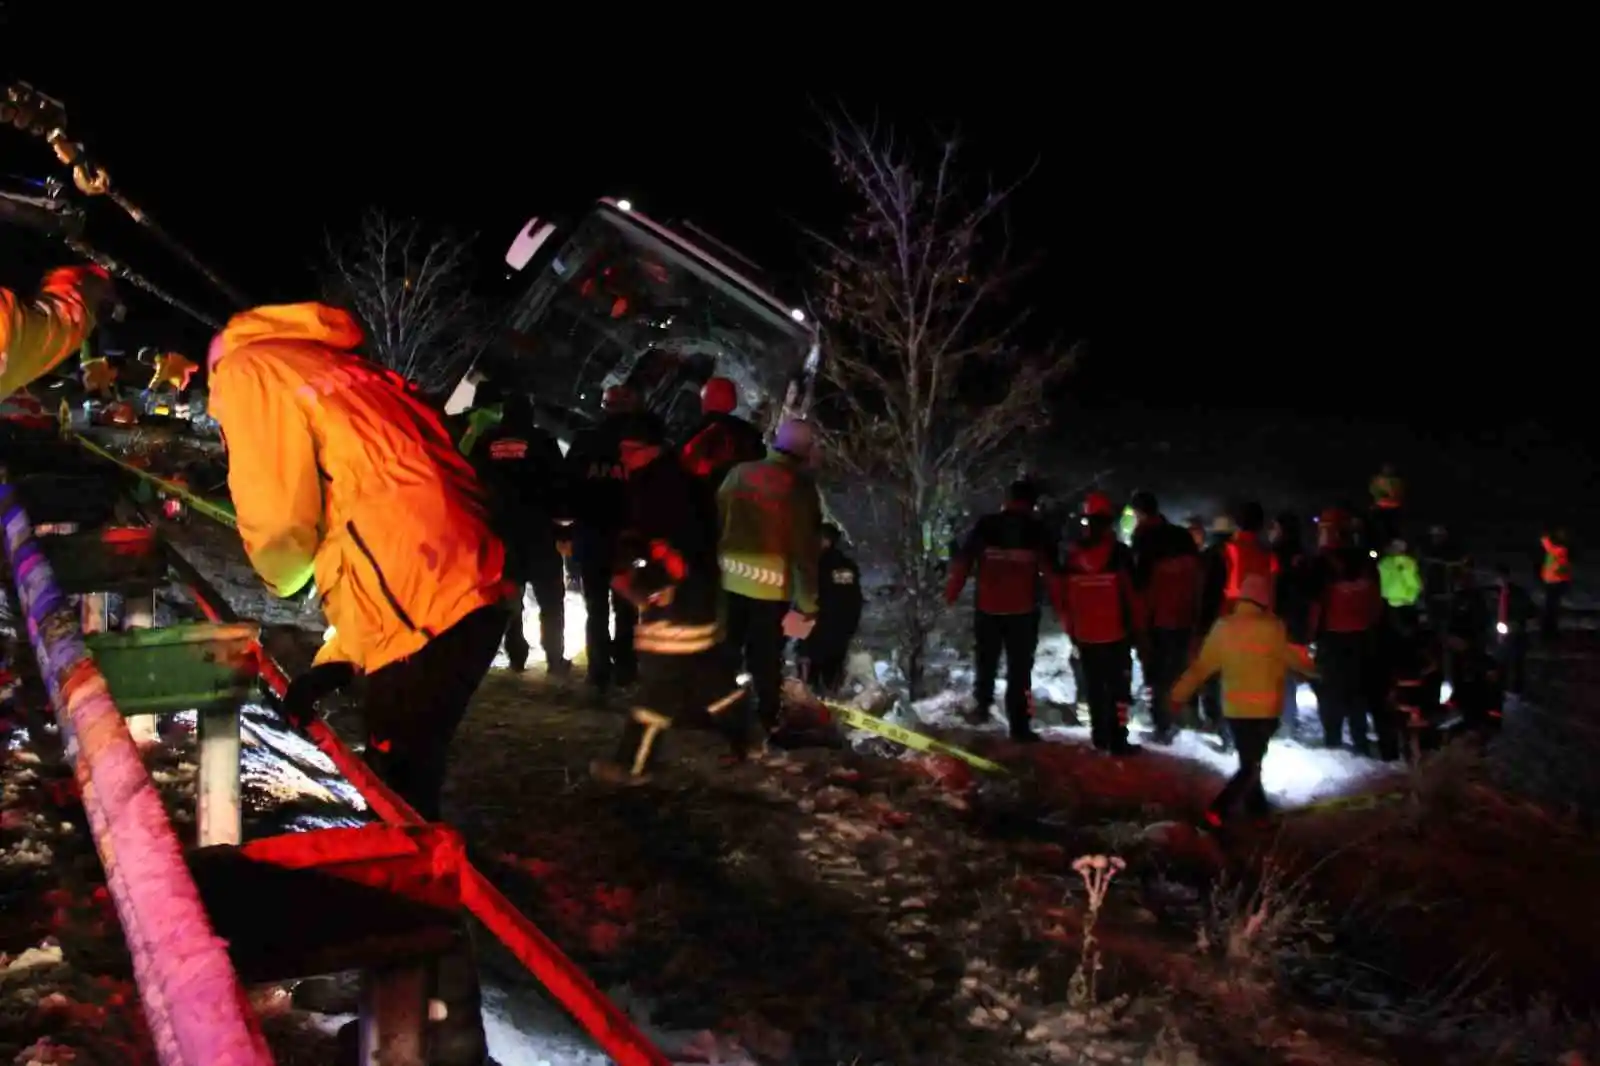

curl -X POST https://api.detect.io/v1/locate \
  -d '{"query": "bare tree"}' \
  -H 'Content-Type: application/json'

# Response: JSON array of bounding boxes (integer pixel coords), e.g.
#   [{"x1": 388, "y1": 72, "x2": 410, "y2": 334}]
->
[
  {"x1": 810, "y1": 114, "x2": 1076, "y2": 700},
  {"x1": 323, "y1": 209, "x2": 487, "y2": 396}
]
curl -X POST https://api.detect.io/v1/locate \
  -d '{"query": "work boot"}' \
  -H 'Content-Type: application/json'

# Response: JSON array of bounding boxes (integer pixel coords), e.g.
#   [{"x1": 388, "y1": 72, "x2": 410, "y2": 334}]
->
[
  {"x1": 963, "y1": 701, "x2": 993, "y2": 726},
  {"x1": 1107, "y1": 739, "x2": 1143, "y2": 757},
  {"x1": 546, "y1": 657, "x2": 572, "y2": 679}
]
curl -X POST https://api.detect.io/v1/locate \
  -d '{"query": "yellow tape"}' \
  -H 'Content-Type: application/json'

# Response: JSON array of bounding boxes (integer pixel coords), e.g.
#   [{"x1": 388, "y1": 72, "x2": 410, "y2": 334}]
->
[
  {"x1": 819, "y1": 699, "x2": 1009, "y2": 775},
  {"x1": 70, "y1": 432, "x2": 239, "y2": 529}
]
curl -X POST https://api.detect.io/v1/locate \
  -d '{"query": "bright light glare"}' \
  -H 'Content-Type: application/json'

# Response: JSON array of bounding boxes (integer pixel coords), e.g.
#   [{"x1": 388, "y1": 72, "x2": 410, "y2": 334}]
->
[
  {"x1": 1496, "y1": 621, "x2": 1509, "y2": 635},
  {"x1": 789, "y1": 308, "x2": 806, "y2": 323},
  {"x1": 492, "y1": 590, "x2": 591, "y2": 671},
  {"x1": 615, "y1": 199, "x2": 633, "y2": 212},
  {"x1": 1440, "y1": 680, "x2": 1453, "y2": 704},
  {"x1": 1369, "y1": 550, "x2": 1379, "y2": 559}
]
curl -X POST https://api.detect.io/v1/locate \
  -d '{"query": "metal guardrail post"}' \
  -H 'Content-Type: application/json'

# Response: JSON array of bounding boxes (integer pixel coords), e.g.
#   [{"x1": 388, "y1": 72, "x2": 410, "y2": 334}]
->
[{"x1": 0, "y1": 480, "x2": 274, "y2": 1066}]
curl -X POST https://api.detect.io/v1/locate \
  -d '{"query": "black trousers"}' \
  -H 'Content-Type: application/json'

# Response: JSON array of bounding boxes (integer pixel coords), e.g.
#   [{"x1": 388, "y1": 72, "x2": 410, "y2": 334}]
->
[
  {"x1": 580, "y1": 552, "x2": 637, "y2": 689},
  {"x1": 1211, "y1": 717, "x2": 1277, "y2": 819},
  {"x1": 361, "y1": 604, "x2": 507, "y2": 822},
  {"x1": 1316, "y1": 631, "x2": 1372, "y2": 753},
  {"x1": 796, "y1": 617, "x2": 851, "y2": 694},
  {"x1": 1079, "y1": 640, "x2": 1131, "y2": 748},
  {"x1": 1144, "y1": 627, "x2": 1191, "y2": 733},
  {"x1": 724, "y1": 593, "x2": 789, "y2": 732},
  {"x1": 974, "y1": 610, "x2": 1040, "y2": 734},
  {"x1": 504, "y1": 548, "x2": 566, "y2": 670},
  {"x1": 611, "y1": 650, "x2": 748, "y2": 774},
  {"x1": 1543, "y1": 582, "x2": 1567, "y2": 645}
]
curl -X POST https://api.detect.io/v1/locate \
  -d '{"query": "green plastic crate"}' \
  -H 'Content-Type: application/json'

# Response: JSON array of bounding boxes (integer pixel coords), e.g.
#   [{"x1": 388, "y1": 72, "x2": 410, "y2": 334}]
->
[{"x1": 85, "y1": 622, "x2": 261, "y2": 716}]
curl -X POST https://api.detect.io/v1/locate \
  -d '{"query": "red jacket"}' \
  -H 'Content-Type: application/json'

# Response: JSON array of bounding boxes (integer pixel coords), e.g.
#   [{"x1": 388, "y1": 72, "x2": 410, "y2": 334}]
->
[
  {"x1": 1131, "y1": 516, "x2": 1200, "y2": 630},
  {"x1": 1060, "y1": 535, "x2": 1142, "y2": 645},
  {"x1": 946, "y1": 504, "x2": 1063, "y2": 617},
  {"x1": 1223, "y1": 532, "x2": 1279, "y2": 613},
  {"x1": 1309, "y1": 547, "x2": 1381, "y2": 635}
]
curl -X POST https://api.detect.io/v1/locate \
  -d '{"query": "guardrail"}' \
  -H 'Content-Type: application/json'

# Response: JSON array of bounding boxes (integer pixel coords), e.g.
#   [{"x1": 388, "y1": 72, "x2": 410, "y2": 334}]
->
[{"x1": 0, "y1": 480, "x2": 273, "y2": 1066}]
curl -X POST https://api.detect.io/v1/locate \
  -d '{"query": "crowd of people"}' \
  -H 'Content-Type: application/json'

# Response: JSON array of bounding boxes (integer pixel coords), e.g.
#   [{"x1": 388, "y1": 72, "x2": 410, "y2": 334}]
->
[
  {"x1": 0, "y1": 266, "x2": 1580, "y2": 1063},
  {"x1": 945, "y1": 469, "x2": 1574, "y2": 828}
]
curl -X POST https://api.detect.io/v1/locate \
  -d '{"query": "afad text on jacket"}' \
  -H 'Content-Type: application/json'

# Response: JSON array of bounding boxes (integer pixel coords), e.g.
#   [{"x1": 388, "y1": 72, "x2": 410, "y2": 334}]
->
[
  {"x1": 946, "y1": 503, "x2": 1063, "y2": 617},
  {"x1": 1061, "y1": 535, "x2": 1143, "y2": 646},
  {"x1": 1131, "y1": 515, "x2": 1199, "y2": 630}
]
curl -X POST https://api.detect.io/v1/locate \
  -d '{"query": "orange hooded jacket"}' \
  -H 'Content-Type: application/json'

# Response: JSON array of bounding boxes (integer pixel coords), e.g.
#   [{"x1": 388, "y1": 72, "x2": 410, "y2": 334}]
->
[
  {"x1": 0, "y1": 267, "x2": 102, "y2": 400},
  {"x1": 207, "y1": 303, "x2": 507, "y2": 673}
]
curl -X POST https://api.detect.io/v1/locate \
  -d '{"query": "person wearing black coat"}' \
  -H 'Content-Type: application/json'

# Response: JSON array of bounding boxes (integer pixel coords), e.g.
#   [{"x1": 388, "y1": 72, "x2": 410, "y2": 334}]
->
[
  {"x1": 467, "y1": 388, "x2": 570, "y2": 675},
  {"x1": 799, "y1": 523, "x2": 863, "y2": 694}
]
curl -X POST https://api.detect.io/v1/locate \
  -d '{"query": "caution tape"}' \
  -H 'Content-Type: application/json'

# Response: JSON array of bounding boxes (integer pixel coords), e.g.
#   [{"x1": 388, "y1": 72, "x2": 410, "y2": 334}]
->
[
  {"x1": 69, "y1": 431, "x2": 239, "y2": 528},
  {"x1": 819, "y1": 699, "x2": 1009, "y2": 775}
]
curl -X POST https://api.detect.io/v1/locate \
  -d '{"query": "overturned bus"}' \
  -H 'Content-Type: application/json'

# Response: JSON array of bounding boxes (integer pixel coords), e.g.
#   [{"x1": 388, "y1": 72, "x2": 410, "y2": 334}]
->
[{"x1": 447, "y1": 198, "x2": 818, "y2": 440}]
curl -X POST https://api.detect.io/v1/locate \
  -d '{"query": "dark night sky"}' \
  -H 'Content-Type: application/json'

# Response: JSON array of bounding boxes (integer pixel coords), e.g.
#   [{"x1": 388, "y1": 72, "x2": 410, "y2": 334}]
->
[{"x1": 2, "y1": 34, "x2": 1586, "y2": 431}]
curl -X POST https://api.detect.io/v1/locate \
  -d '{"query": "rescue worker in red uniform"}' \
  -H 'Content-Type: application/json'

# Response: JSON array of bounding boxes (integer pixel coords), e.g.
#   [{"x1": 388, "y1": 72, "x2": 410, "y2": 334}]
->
[
  {"x1": 1308, "y1": 507, "x2": 1383, "y2": 755},
  {"x1": 946, "y1": 479, "x2": 1064, "y2": 742},
  {"x1": 1061, "y1": 491, "x2": 1143, "y2": 755},
  {"x1": 1220, "y1": 501, "x2": 1279, "y2": 612},
  {"x1": 1540, "y1": 527, "x2": 1572, "y2": 646},
  {"x1": 1128, "y1": 490, "x2": 1199, "y2": 745},
  {"x1": 678, "y1": 376, "x2": 767, "y2": 492},
  {"x1": 591, "y1": 415, "x2": 748, "y2": 782}
]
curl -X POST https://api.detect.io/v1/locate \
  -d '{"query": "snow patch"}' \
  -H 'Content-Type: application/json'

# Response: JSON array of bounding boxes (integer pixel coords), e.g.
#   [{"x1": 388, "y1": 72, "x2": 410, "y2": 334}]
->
[
  {"x1": 909, "y1": 633, "x2": 1398, "y2": 807},
  {"x1": 492, "y1": 591, "x2": 590, "y2": 671}
]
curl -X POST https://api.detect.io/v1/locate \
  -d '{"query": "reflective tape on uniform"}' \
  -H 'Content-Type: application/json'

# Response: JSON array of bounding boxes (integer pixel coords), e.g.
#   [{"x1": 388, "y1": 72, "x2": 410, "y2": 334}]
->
[
  {"x1": 635, "y1": 621, "x2": 718, "y2": 654},
  {"x1": 721, "y1": 557, "x2": 786, "y2": 587}
]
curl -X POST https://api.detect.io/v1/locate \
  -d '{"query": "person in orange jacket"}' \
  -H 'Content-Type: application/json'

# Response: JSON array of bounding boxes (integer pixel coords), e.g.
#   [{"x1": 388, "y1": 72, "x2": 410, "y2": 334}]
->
[
  {"x1": 1061, "y1": 491, "x2": 1144, "y2": 755},
  {"x1": 207, "y1": 303, "x2": 509, "y2": 819},
  {"x1": 1, "y1": 265, "x2": 116, "y2": 400},
  {"x1": 210, "y1": 303, "x2": 507, "y2": 1066},
  {"x1": 1539, "y1": 527, "x2": 1572, "y2": 646}
]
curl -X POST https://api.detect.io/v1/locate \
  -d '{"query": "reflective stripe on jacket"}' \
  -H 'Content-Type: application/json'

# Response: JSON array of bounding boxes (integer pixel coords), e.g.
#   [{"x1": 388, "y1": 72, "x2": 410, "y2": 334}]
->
[
  {"x1": 1223, "y1": 533, "x2": 1279, "y2": 610},
  {"x1": 717, "y1": 450, "x2": 822, "y2": 612},
  {"x1": 1170, "y1": 602, "x2": 1317, "y2": 720},
  {"x1": 210, "y1": 303, "x2": 507, "y2": 674}
]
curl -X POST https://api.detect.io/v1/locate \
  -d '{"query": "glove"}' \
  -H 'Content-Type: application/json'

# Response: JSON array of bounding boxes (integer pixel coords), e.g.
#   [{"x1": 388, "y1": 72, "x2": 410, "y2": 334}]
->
[
  {"x1": 280, "y1": 661, "x2": 357, "y2": 735},
  {"x1": 782, "y1": 610, "x2": 817, "y2": 640}
]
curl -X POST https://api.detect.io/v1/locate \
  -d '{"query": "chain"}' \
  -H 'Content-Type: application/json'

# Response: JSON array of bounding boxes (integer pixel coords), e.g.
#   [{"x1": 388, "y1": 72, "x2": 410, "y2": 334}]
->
[{"x1": 3, "y1": 81, "x2": 249, "y2": 309}]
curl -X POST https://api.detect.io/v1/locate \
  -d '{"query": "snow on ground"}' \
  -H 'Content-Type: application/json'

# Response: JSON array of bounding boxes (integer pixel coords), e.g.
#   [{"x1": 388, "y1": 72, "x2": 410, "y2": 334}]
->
[
  {"x1": 490, "y1": 589, "x2": 591, "y2": 671},
  {"x1": 911, "y1": 632, "x2": 1400, "y2": 808}
]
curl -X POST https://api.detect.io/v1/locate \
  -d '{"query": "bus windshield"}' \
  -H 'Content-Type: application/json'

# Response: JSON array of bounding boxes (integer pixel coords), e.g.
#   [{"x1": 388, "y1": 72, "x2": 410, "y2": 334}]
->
[{"x1": 495, "y1": 205, "x2": 810, "y2": 434}]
